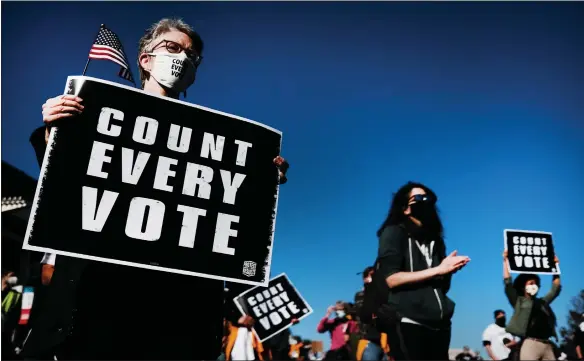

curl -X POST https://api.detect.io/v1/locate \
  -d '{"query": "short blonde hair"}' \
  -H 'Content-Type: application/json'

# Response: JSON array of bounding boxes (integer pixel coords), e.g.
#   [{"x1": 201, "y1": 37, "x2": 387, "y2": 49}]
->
[{"x1": 137, "y1": 18, "x2": 204, "y2": 87}]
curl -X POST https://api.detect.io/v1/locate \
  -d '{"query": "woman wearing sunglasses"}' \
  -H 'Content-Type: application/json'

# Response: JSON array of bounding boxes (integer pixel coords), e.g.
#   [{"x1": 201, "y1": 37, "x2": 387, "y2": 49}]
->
[{"x1": 375, "y1": 182, "x2": 470, "y2": 360}]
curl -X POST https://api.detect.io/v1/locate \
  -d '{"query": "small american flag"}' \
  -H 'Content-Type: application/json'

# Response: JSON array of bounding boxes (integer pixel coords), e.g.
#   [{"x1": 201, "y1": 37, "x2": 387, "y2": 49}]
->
[
  {"x1": 18, "y1": 287, "x2": 35, "y2": 325},
  {"x1": 88, "y1": 25, "x2": 136, "y2": 85}
]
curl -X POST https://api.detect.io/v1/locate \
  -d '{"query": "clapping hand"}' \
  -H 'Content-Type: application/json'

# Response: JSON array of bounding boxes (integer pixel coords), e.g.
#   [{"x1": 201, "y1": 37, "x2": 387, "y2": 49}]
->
[{"x1": 437, "y1": 251, "x2": 470, "y2": 276}]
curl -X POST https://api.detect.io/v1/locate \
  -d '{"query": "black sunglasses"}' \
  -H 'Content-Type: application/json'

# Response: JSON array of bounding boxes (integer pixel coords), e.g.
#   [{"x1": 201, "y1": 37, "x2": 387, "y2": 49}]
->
[
  {"x1": 150, "y1": 39, "x2": 203, "y2": 66},
  {"x1": 409, "y1": 194, "x2": 436, "y2": 204}
]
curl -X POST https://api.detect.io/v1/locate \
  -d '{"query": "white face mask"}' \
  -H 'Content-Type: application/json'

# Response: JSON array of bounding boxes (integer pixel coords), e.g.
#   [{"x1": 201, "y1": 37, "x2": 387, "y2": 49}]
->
[
  {"x1": 147, "y1": 52, "x2": 196, "y2": 93},
  {"x1": 525, "y1": 284, "x2": 539, "y2": 296},
  {"x1": 579, "y1": 322, "x2": 584, "y2": 332},
  {"x1": 364, "y1": 277, "x2": 372, "y2": 284},
  {"x1": 289, "y1": 337, "x2": 297, "y2": 345},
  {"x1": 336, "y1": 310, "x2": 346, "y2": 318},
  {"x1": 7, "y1": 276, "x2": 18, "y2": 286}
]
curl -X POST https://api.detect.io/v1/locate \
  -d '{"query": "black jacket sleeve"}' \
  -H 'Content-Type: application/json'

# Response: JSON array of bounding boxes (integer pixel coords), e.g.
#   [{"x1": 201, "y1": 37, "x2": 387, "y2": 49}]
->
[
  {"x1": 440, "y1": 273, "x2": 453, "y2": 295},
  {"x1": 30, "y1": 126, "x2": 47, "y2": 168},
  {"x1": 377, "y1": 226, "x2": 406, "y2": 280}
]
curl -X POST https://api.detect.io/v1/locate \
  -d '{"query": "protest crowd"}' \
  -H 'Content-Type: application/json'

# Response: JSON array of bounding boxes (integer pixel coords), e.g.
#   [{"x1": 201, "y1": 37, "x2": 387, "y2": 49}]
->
[{"x1": 2, "y1": 16, "x2": 584, "y2": 361}]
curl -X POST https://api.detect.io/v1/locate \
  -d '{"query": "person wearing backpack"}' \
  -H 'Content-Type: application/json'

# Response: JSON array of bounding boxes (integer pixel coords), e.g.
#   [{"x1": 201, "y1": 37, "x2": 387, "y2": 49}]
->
[{"x1": 375, "y1": 182, "x2": 471, "y2": 360}]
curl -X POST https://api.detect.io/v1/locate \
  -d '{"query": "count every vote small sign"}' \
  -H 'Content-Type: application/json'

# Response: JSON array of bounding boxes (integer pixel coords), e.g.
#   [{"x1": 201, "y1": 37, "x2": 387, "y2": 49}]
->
[
  {"x1": 233, "y1": 273, "x2": 313, "y2": 342},
  {"x1": 504, "y1": 229, "x2": 560, "y2": 275}
]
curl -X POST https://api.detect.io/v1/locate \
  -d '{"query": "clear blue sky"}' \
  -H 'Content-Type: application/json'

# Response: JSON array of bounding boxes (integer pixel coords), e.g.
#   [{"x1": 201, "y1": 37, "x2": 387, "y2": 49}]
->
[{"x1": 2, "y1": 1, "x2": 583, "y2": 354}]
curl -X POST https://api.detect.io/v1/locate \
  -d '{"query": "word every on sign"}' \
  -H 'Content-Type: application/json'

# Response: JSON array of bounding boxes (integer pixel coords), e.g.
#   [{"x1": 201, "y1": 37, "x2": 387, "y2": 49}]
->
[
  {"x1": 247, "y1": 283, "x2": 301, "y2": 330},
  {"x1": 85, "y1": 107, "x2": 254, "y2": 255}
]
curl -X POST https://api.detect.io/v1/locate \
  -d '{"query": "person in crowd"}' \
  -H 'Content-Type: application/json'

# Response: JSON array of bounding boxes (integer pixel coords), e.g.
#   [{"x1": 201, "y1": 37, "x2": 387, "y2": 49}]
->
[
  {"x1": 376, "y1": 182, "x2": 470, "y2": 360},
  {"x1": 345, "y1": 302, "x2": 363, "y2": 358},
  {"x1": 306, "y1": 341, "x2": 324, "y2": 360},
  {"x1": 503, "y1": 250, "x2": 561, "y2": 361},
  {"x1": 261, "y1": 319, "x2": 300, "y2": 360},
  {"x1": 317, "y1": 301, "x2": 358, "y2": 360},
  {"x1": 218, "y1": 318, "x2": 230, "y2": 361},
  {"x1": 551, "y1": 341, "x2": 567, "y2": 361},
  {"x1": 575, "y1": 313, "x2": 584, "y2": 360},
  {"x1": 482, "y1": 309, "x2": 519, "y2": 360},
  {"x1": 299, "y1": 339, "x2": 313, "y2": 361},
  {"x1": 224, "y1": 315, "x2": 264, "y2": 360},
  {"x1": 13, "y1": 257, "x2": 55, "y2": 360},
  {"x1": 354, "y1": 267, "x2": 375, "y2": 319},
  {"x1": 23, "y1": 17, "x2": 289, "y2": 361},
  {"x1": 354, "y1": 266, "x2": 389, "y2": 361},
  {"x1": 2, "y1": 271, "x2": 23, "y2": 360},
  {"x1": 456, "y1": 346, "x2": 479, "y2": 361},
  {"x1": 39, "y1": 254, "x2": 55, "y2": 286},
  {"x1": 224, "y1": 282, "x2": 300, "y2": 361},
  {"x1": 2, "y1": 272, "x2": 22, "y2": 324},
  {"x1": 2, "y1": 271, "x2": 19, "y2": 297},
  {"x1": 356, "y1": 332, "x2": 389, "y2": 361},
  {"x1": 289, "y1": 336, "x2": 304, "y2": 360}
]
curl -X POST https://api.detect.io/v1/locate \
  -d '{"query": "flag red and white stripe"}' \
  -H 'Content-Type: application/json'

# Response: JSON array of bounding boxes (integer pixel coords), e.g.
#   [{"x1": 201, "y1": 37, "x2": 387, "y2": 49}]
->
[
  {"x1": 18, "y1": 287, "x2": 34, "y2": 325},
  {"x1": 89, "y1": 45, "x2": 128, "y2": 69},
  {"x1": 87, "y1": 25, "x2": 135, "y2": 84}
]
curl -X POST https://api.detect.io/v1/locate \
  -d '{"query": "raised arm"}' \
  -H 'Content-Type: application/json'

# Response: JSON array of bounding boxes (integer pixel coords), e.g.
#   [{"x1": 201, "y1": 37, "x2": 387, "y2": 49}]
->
[
  {"x1": 503, "y1": 251, "x2": 518, "y2": 307},
  {"x1": 316, "y1": 307, "x2": 334, "y2": 333},
  {"x1": 542, "y1": 256, "x2": 562, "y2": 304}
]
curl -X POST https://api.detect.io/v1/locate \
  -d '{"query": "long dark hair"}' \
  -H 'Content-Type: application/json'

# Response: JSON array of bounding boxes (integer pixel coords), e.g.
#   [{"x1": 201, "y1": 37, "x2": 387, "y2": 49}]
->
[{"x1": 376, "y1": 181, "x2": 444, "y2": 240}]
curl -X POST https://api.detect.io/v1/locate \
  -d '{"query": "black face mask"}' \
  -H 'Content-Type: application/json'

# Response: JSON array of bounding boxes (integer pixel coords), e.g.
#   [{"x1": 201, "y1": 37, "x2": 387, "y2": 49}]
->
[
  {"x1": 496, "y1": 317, "x2": 506, "y2": 327},
  {"x1": 409, "y1": 201, "x2": 438, "y2": 228}
]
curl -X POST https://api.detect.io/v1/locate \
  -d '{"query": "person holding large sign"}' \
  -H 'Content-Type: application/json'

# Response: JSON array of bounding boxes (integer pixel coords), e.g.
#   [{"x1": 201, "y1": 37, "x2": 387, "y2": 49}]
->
[
  {"x1": 502, "y1": 250, "x2": 561, "y2": 361},
  {"x1": 23, "y1": 18, "x2": 289, "y2": 361}
]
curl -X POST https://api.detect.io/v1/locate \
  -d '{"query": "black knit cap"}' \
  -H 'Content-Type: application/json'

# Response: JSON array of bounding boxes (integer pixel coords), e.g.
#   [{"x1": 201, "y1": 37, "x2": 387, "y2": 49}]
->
[{"x1": 361, "y1": 266, "x2": 375, "y2": 278}]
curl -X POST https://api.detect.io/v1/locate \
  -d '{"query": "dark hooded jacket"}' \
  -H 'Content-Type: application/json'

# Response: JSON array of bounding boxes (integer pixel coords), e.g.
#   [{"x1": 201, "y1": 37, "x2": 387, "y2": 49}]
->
[{"x1": 377, "y1": 224, "x2": 454, "y2": 329}]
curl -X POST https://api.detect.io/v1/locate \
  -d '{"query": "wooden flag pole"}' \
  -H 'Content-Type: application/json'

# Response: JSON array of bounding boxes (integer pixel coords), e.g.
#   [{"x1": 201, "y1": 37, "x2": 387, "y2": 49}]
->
[{"x1": 82, "y1": 24, "x2": 105, "y2": 76}]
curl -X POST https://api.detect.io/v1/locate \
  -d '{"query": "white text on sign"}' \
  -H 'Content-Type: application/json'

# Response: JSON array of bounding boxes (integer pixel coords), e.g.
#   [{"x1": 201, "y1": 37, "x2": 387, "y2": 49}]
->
[
  {"x1": 247, "y1": 283, "x2": 301, "y2": 330},
  {"x1": 512, "y1": 235, "x2": 551, "y2": 269},
  {"x1": 82, "y1": 107, "x2": 256, "y2": 256}
]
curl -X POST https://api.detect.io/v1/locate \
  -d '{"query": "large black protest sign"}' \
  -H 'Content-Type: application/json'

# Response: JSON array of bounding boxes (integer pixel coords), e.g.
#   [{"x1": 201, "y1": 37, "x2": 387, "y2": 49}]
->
[
  {"x1": 23, "y1": 76, "x2": 282, "y2": 286},
  {"x1": 504, "y1": 229, "x2": 560, "y2": 275},
  {"x1": 233, "y1": 273, "x2": 312, "y2": 342}
]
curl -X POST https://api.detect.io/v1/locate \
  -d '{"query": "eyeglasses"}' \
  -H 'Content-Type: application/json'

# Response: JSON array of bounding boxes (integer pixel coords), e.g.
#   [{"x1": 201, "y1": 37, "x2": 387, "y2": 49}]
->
[
  {"x1": 409, "y1": 194, "x2": 436, "y2": 204},
  {"x1": 150, "y1": 39, "x2": 203, "y2": 66}
]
